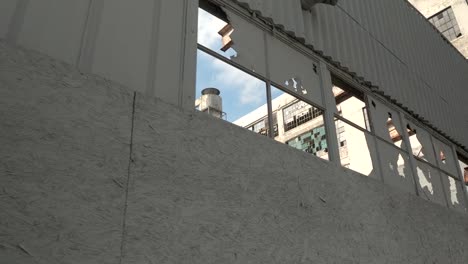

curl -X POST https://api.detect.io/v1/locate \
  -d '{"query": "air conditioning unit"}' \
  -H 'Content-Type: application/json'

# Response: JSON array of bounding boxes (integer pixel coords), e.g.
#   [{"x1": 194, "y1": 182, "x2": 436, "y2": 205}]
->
[{"x1": 301, "y1": 0, "x2": 339, "y2": 10}]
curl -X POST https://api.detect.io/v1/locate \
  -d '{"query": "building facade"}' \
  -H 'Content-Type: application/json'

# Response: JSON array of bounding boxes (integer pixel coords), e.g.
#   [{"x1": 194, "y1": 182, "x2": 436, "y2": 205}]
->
[
  {"x1": 2, "y1": 0, "x2": 467, "y2": 214},
  {"x1": 2, "y1": 0, "x2": 468, "y2": 262},
  {"x1": 408, "y1": 0, "x2": 468, "y2": 58},
  {"x1": 192, "y1": 0, "x2": 468, "y2": 208}
]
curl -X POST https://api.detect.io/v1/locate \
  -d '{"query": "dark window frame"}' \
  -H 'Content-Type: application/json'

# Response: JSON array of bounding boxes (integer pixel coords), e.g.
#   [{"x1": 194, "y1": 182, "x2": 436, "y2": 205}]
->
[{"x1": 428, "y1": 6, "x2": 462, "y2": 41}]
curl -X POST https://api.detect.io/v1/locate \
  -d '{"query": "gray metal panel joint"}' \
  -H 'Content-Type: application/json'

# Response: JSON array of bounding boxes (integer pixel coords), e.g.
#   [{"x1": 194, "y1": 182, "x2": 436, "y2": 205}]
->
[{"x1": 301, "y1": 0, "x2": 339, "y2": 10}]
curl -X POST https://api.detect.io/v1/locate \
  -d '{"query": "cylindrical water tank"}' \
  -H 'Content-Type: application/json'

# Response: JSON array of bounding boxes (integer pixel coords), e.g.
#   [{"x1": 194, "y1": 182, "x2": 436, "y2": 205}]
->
[{"x1": 199, "y1": 88, "x2": 223, "y2": 118}]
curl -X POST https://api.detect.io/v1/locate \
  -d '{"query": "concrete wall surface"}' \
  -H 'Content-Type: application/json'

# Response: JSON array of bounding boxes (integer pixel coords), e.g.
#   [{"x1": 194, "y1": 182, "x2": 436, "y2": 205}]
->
[
  {"x1": 0, "y1": 41, "x2": 134, "y2": 264},
  {"x1": 1, "y1": 42, "x2": 468, "y2": 264}
]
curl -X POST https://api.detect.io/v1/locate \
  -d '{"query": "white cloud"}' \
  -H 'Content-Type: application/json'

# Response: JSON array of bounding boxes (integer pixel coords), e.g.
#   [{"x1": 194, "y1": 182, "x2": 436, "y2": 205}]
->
[
  {"x1": 197, "y1": 9, "x2": 227, "y2": 51},
  {"x1": 197, "y1": 9, "x2": 265, "y2": 107},
  {"x1": 211, "y1": 58, "x2": 265, "y2": 105}
]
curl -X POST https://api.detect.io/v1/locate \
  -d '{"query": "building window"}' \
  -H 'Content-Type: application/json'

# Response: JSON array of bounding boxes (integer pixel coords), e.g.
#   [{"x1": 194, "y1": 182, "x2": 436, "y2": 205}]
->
[
  {"x1": 283, "y1": 100, "x2": 323, "y2": 132},
  {"x1": 428, "y1": 7, "x2": 462, "y2": 41},
  {"x1": 196, "y1": 6, "x2": 269, "y2": 126},
  {"x1": 457, "y1": 152, "x2": 468, "y2": 186},
  {"x1": 331, "y1": 76, "x2": 376, "y2": 176},
  {"x1": 286, "y1": 126, "x2": 328, "y2": 158}
]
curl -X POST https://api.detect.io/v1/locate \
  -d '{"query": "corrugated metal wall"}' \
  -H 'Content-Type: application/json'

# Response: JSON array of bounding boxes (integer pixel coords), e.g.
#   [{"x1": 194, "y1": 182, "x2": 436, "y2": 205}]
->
[
  {"x1": 236, "y1": 0, "x2": 468, "y2": 149},
  {"x1": 0, "y1": 0, "x2": 198, "y2": 110},
  {"x1": 1, "y1": 0, "x2": 466, "y2": 149}
]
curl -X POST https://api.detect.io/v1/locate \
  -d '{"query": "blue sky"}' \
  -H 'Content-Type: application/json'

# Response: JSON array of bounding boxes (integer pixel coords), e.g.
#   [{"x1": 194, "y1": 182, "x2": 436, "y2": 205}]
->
[{"x1": 196, "y1": 9, "x2": 283, "y2": 122}]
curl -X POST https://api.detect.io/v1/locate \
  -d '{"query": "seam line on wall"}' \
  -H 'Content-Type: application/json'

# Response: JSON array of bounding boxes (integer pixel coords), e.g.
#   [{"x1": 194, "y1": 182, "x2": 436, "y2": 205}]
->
[
  {"x1": 119, "y1": 91, "x2": 137, "y2": 264},
  {"x1": 6, "y1": 0, "x2": 30, "y2": 45},
  {"x1": 77, "y1": 0, "x2": 104, "y2": 72},
  {"x1": 145, "y1": 0, "x2": 162, "y2": 97},
  {"x1": 335, "y1": 3, "x2": 449, "y2": 96},
  {"x1": 76, "y1": 0, "x2": 93, "y2": 69},
  {"x1": 333, "y1": 3, "x2": 466, "y2": 148},
  {"x1": 178, "y1": 1, "x2": 189, "y2": 107}
]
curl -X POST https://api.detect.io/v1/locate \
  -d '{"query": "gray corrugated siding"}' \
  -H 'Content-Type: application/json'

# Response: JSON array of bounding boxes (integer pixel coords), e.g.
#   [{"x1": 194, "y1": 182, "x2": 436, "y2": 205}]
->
[{"x1": 237, "y1": 0, "x2": 468, "y2": 149}]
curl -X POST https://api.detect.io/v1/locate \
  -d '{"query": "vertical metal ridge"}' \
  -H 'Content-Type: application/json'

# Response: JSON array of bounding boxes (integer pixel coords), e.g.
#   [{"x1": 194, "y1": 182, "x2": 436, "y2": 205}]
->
[
  {"x1": 76, "y1": 0, "x2": 104, "y2": 72},
  {"x1": 6, "y1": 0, "x2": 30, "y2": 45},
  {"x1": 145, "y1": 0, "x2": 162, "y2": 97}
]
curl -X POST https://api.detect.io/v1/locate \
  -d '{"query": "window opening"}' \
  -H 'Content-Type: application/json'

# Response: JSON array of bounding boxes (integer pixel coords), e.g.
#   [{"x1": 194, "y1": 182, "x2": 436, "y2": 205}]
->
[
  {"x1": 266, "y1": 35, "x2": 322, "y2": 106},
  {"x1": 368, "y1": 98, "x2": 406, "y2": 149},
  {"x1": 197, "y1": 8, "x2": 237, "y2": 59},
  {"x1": 251, "y1": 119, "x2": 266, "y2": 135},
  {"x1": 331, "y1": 77, "x2": 377, "y2": 176},
  {"x1": 440, "y1": 150, "x2": 446, "y2": 164},
  {"x1": 336, "y1": 118, "x2": 348, "y2": 163},
  {"x1": 387, "y1": 113, "x2": 402, "y2": 143},
  {"x1": 245, "y1": 112, "x2": 278, "y2": 137},
  {"x1": 233, "y1": 85, "x2": 327, "y2": 159},
  {"x1": 334, "y1": 117, "x2": 376, "y2": 177},
  {"x1": 406, "y1": 122, "x2": 436, "y2": 164},
  {"x1": 432, "y1": 138, "x2": 458, "y2": 177},
  {"x1": 415, "y1": 160, "x2": 446, "y2": 206},
  {"x1": 270, "y1": 112, "x2": 279, "y2": 137},
  {"x1": 332, "y1": 76, "x2": 369, "y2": 131},
  {"x1": 195, "y1": 87, "x2": 226, "y2": 119},
  {"x1": 448, "y1": 176, "x2": 460, "y2": 205},
  {"x1": 196, "y1": 49, "x2": 267, "y2": 128},
  {"x1": 366, "y1": 97, "x2": 414, "y2": 190},
  {"x1": 406, "y1": 121, "x2": 458, "y2": 207},
  {"x1": 272, "y1": 86, "x2": 328, "y2": 160},
  {"x1": 441, "y1": 172, "x2": 466, "y2": 212},
  {"x1": 428, "y1": 7, "x2": 462, "y2": 41},
  {"x1": 283, "y1": 100, "x2": 323, "y2": 132},
  {"x1": 457, "y1": 152, "x2": 468, "y2": 186},
  {"x1": 376, "y1": 139, "x2": 415, "y2": 194},
  {"x1": 198, "y1": 5, "x2": 267, "y2": 75}
]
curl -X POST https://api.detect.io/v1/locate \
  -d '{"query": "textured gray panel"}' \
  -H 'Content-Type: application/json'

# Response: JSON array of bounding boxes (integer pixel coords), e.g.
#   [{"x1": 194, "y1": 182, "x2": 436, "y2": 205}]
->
[
  {"x1": 0, "y1": 41, "x2": 133, "y2": 264},
  {"x1": 0, "y1": 0, "x2": 17, "y2": 39},
  {"x1": 17, "y1": 0, "x2": 89, "y2": 65},
  {"x1": 92, "y1": 0, "x2": 154, "y2": 94},
  {"x1": 122, "y1": 94, "x2": 468, "y2": 263}
]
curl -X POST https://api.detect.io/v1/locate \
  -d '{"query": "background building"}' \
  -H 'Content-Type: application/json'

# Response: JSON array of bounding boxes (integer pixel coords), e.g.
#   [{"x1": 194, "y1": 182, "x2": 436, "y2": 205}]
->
[
  {"x1": 408, "y1": 0, "x2": 468, "y2": 58},
  {"x1": 233, "y1": 85, "x2": 372, "y2": 173}
]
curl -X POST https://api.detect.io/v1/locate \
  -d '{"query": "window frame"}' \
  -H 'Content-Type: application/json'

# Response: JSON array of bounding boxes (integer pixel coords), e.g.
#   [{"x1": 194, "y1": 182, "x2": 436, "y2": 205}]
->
[
  {"x1": 195, "y1": 0, "x2": 468, "y2": 212},
  {"x1": 428, "y1": 6, "x2": 462, "y2": 41}
]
